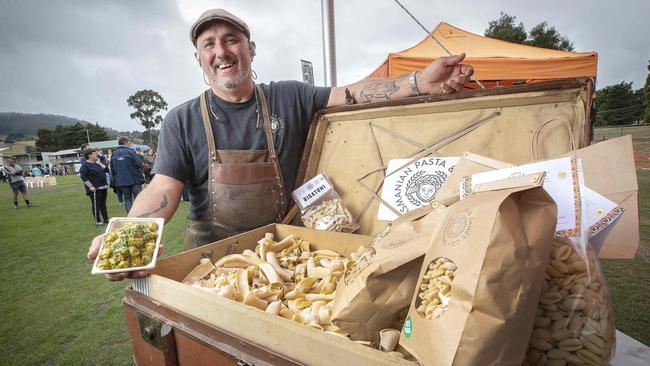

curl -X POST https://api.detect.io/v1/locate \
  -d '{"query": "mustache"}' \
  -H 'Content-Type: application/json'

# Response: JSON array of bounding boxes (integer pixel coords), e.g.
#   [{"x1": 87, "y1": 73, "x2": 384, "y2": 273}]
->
[{"x1": 212, "y1": 56, "x2": 238, "y2": 69}]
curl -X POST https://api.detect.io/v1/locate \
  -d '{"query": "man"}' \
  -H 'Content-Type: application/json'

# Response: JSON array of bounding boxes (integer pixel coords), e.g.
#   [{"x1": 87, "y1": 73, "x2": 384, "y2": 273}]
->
[
  {"x1": 88, "y1": 9, "x2": 473, "y2": 280},
  {"x1": 3, "y1": 156, "x2": 35, "y2": 208},
  {"x1": 109, "y1": 136, "x2": 145, "y2": 213}
]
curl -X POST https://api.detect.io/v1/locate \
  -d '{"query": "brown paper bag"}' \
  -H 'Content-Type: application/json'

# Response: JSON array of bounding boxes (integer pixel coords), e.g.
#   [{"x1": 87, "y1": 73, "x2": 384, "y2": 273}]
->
[
  {"x1": 399, "y1": 173, "x2": 557, "y2": 366},
  {"x1": 561, "y1": 135, "x2": 638, "y2": 258},
  {"x1": 331, "y1": 206, "x2": 441, "y2": 342}
]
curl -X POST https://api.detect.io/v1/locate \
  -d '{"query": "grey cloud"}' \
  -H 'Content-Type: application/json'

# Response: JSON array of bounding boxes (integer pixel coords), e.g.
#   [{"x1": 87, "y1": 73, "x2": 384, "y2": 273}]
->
[{"x1": 1, "y1": 0, "x2": 648, "y2": 131}]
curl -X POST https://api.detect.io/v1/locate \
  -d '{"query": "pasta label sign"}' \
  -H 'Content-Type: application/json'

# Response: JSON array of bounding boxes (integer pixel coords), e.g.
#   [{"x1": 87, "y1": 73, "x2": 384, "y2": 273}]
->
[{"x1": 378, "y1": 157, "x2": 459, "y2": 221}]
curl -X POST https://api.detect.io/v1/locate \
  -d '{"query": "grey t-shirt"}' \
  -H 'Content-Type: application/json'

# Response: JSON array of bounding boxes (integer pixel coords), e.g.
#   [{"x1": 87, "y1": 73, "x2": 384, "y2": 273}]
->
[
  {"x1": 152, "y1": 81, "x2": 331, "y2": 220},
  {"x1": 3, "y1": 165, "x2": 24, "y2": 183}
]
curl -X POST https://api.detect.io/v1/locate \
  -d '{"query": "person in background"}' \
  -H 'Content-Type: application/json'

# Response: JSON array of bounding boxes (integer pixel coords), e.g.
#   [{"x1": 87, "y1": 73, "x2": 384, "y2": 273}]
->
[
  {"x1": 79, "y1": 143, "x2": 89, "y2": 163},
  {"x1": 79, "y1": 148, "x2": 110, "y2": 226},
  {"x1": 43, "y1": 166, "x2": 50, "y2": 175},
  {"x1": 3, "y1": 156, "x2": 35, "y2": 208},
  {"x1": 31, "y1": 165, "x2": 43, "y2": 177},
  {"x1": 63, "y1": 165, "x2": 69, "y2": 175},
  {"x1": 142, "y1": 149, "x2": 156, "y2": 183},
  {"x1": 110, "y1": 136, "x2": 145, "y2": 213}
]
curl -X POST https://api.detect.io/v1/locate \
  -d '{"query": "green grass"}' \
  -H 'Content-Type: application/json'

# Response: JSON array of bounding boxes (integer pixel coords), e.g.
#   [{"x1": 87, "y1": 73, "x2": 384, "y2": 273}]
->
[
  {"x1": 0, "y1": 176, "x2": 188, "y2": 365},
  {"x1": 600, "y1": 170, "x2": 650, "y2": 345},
  {"x1": 0, "y1": 171, "x2": 648, "y2": 365}
]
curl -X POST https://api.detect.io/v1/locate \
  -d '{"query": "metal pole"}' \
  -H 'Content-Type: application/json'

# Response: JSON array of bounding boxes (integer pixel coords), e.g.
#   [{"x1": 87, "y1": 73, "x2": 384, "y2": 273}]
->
[
  {"x1": 86, "y1": 129, "x2": 90, "y2": 143},
  {"x1": 321, "y1": 0, "x2": 337, "y2": 86}
]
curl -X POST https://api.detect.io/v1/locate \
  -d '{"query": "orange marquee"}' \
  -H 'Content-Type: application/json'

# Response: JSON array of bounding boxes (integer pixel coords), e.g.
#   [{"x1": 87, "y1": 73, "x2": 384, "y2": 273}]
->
[{"x1": 365, "y1": 22, "x2": 597, "y2": 87}]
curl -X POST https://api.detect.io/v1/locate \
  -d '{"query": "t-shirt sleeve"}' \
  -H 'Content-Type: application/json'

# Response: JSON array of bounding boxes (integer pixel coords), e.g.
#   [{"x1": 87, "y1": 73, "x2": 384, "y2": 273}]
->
[
  {"x1": 79, "y1": 164, "x2": 89, "y2": 182},
  {"x1": 151, "y1": 110, "x2": 190, "y2": 183},
  {"x1": 295, "y1": 82, "x2": 331, "y2": 129}
]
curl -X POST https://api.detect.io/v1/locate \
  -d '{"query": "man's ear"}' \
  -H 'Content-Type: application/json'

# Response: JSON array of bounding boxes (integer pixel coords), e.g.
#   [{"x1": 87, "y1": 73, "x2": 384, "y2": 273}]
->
[
  {"x1": 249, "y1": 41, "x2": 256, "y2": 59},
  {"x1": 194, "y1": 52, "x2": 201, "y2": 67}
]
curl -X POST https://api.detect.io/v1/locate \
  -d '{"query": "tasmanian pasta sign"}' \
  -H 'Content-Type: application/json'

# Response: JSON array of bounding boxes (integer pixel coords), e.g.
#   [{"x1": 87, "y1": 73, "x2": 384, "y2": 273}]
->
[{"x1": 377, "y1": 157, "x2": 459, "y2": 221}]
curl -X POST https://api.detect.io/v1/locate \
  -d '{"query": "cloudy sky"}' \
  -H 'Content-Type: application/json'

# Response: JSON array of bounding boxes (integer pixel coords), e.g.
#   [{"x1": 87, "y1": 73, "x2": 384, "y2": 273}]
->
[{"x1": 1, "y1": 0, "x2": 648, "y2": 131}]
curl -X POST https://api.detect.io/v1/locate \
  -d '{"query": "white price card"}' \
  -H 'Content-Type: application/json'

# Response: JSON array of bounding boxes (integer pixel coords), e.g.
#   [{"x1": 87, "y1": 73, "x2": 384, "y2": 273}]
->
[
  {"x1": 378, "y1": 156, "x2": 459, "y2": 221},
  {"x1": 470, "y1": 157, "x2": 582, "y2": 237}
]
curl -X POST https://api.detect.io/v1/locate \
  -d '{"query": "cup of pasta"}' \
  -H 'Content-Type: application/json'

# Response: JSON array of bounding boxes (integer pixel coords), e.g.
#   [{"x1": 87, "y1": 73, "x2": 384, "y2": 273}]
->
[{"x1": 91, "y1": 218, "x2": 164, "y2": 275}]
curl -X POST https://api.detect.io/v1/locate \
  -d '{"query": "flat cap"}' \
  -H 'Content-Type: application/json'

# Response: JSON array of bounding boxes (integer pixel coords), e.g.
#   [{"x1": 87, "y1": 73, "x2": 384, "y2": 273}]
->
[{"x1": 190, "y1": 9, "x2": 250, "y2": 46}]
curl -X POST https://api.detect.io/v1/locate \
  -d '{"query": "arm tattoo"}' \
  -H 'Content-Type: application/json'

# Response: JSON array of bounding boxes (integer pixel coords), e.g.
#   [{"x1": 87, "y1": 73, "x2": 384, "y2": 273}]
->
[
  {"x1": 359, "y1": 81, "x2": 400, "y2": 103},
  {"x1": 137, "y1": 194, "x2": 168, "y2": 218}
]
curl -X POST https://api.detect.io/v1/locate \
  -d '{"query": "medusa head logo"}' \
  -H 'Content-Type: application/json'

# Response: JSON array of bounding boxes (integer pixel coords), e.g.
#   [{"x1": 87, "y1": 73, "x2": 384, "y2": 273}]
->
[{"x1": 404, "y1": 170, "x2": 448, "y2": 206}]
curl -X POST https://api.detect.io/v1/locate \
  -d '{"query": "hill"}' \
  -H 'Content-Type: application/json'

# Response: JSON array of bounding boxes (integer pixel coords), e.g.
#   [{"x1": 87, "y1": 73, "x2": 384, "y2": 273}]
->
[{"x1": 0, "y1": 112, "x2": 91, "y2": 137}]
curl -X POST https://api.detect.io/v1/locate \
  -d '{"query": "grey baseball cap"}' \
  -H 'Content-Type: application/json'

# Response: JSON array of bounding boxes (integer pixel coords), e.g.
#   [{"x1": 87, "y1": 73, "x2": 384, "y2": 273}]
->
[{"x1": 190, "y1": 9, "x2": 250, "y2": 46}]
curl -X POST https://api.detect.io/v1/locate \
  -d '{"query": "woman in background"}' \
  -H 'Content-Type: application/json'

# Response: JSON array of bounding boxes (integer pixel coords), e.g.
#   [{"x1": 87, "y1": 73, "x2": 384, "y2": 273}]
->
[{"x1": 79, "y1": 149, "x2": 110, "y2": 226}]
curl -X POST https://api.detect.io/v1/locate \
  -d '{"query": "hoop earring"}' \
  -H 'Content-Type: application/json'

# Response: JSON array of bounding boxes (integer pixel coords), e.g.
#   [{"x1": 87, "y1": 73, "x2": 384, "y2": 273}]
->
[
  {"x1": 251, "y1": 69, "x2": 258, "y2": 80},
  {"x1": 202, "y1": 71, "x2": 210, "y2": 86}
]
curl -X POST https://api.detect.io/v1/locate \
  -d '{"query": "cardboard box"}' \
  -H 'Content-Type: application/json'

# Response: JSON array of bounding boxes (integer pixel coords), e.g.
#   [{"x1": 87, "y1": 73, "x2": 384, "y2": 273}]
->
[{"x1": 127, "y1": 224, "x2": 417, "y2": 366}]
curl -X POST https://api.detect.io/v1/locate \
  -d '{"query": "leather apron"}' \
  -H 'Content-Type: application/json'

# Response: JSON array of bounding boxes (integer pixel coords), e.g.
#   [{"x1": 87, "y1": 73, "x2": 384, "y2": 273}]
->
[{"x1": 184, "y1": 86, "x2": 288, "y2": 249}]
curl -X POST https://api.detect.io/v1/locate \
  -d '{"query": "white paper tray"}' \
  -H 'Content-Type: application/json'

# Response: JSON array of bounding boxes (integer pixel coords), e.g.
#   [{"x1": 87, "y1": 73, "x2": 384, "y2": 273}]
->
[{"x1": 91, "y1": 217, "x2": 164, "y2": 275}]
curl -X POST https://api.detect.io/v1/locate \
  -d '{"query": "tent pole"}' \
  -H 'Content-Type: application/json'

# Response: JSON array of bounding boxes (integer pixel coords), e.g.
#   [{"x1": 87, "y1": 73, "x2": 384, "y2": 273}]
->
[{"x1": 321, "y1": 0, "x2": 337, "y2": 87}]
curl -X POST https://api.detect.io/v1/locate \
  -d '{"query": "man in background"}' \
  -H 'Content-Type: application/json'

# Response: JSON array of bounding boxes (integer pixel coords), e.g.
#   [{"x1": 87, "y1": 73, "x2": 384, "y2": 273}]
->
[
  {"x1": 3, "y1": 156, "x2": 35, "y2": 208},
  {"x1": 109, "y1": 137, "x2": 144, "y2": 213}
]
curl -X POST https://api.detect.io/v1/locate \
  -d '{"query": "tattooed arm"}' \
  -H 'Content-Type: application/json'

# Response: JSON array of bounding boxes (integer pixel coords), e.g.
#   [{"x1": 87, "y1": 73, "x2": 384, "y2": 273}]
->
[
  {"x1": 128, "y1": 174, "x2": 183, "y2": 221},
  {"x1": 326, "y1": 53, "x2": 474, "y2": 107}
]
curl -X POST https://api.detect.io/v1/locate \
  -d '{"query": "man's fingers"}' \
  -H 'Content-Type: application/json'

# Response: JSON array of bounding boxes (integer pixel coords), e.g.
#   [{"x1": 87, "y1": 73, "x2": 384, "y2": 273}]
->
[
  {"x1": 157, "y1": 243, "x2": 165, "y2": 257},
  {"x1": 87, "y1": 234, "x2": 105, "y2": 261},
  {"x1": 445, "y1": 79, "x2": 464, "y2": 92},
  {"x1": 442, "y1": 53, "x2": 466, "y2": 66},
  {"x1": 460, "y1": 64, "x2": 474, "y2": 77},
  {"x1": 106, "y1": 272, "x2": 129, "y2": 281},
  {"x1": 129, "y1": 270, "x2": 150, "y2": 279}
]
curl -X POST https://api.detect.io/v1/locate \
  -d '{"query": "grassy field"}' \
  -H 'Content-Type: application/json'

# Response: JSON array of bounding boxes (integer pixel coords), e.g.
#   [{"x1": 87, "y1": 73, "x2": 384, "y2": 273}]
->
[
  {"x1": 0, "y1": 171, "x2": 648, "y2": 365},
  {"x1": 0, "y1": 176, "x2": 189, "y2": 365}
]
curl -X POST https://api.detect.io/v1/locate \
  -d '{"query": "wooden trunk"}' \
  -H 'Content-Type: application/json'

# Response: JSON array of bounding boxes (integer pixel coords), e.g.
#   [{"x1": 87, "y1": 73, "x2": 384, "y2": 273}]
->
[{"x1": 125, "y1": 78, "x2": 596, "y2": 365}]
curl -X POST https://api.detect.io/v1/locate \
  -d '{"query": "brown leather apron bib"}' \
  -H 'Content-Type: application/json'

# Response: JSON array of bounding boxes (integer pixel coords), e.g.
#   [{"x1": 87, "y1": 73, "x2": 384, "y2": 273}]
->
[{"x1": 184, "y1": 86, "x2": 288, "y2": 249}]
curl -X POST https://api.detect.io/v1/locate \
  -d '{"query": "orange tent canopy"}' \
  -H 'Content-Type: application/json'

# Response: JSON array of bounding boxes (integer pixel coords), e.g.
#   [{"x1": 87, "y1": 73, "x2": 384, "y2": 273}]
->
[{"x1": 365, "y1": 22, "x2": 597, "y2": 85}]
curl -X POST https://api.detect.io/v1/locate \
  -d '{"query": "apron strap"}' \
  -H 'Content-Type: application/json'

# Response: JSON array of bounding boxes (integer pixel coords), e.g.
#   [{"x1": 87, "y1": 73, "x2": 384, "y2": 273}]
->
[
  {"x1": 255, "y1": 84, "x2": 288, "y2": 218},
  {"x1": 199, "y1": 91, "x2": 220, "y2": 163},
  {"x1": 255, "y1": 85, "x2": 279, "y2": 161}
]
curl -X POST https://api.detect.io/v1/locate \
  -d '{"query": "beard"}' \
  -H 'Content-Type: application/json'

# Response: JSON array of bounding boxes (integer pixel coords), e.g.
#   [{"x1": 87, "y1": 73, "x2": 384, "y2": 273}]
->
[{"x1": 209, "y1": 55, "x2": 251, "y2": 90}]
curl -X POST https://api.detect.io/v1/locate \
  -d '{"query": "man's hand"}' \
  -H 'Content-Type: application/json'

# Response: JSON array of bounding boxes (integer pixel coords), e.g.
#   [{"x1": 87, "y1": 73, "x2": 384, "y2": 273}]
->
[
  {"x1": 87, "y1": 234, "x2": 165, "y2": 281},
  {"x1": 417, "y1": 53, "x2": 474, "y2": 95}
]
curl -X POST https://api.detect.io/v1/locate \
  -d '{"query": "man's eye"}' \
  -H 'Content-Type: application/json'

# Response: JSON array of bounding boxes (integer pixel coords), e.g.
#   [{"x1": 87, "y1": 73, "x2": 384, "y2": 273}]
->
[{"x1": 204, "y1": 41, "x2": 214, "y2": 49}]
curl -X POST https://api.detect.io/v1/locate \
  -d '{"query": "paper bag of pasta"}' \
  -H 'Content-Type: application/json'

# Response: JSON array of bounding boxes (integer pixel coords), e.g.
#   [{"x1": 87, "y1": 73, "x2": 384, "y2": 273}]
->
[
  {"x1": 522, "y1": 180, "x2": 616, "y2": 366},
  {"x1": 292, "y1": 172, "x2": 359, "y2": 232},
  {"x1": 435, "y1": 152, "x2": 512, "y2": 202},
  {"x1": 399, "y1": 173, "x2": 557, "y2": 366},
  {"x1": 331, "y1": 205, "x2": 440, "y2": 342}
]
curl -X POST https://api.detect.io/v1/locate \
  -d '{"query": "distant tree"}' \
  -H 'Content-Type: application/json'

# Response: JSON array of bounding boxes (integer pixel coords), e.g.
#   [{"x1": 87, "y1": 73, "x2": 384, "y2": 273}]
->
[
  {"x1": 643, "y1": 60, "x2": 650, "y2": 123},
  {"x1": 484, "y1": 12, "x2": 527, "y2": 44},
  {"x1": 485, "y1": 13, "x2": 574, "y2": 52},
  {"x1": 127, "y1": 89, "x2": 167, "y2": 146},
  {"x1": 35, "y1": 128, "x2": 58, "y2": 151},
  {"x1": 24, "y1": 146, "x2": 35, "y2": 154},
  {"x1": 4, "y1": 133, "x2": 26, "y2": 144},
  {"x1": 595, "y1": 82, "x2": 645, "y2": 126},
  {"x1": 527, "y1": 21, "x2": 574, "y2": 51}
]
